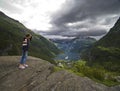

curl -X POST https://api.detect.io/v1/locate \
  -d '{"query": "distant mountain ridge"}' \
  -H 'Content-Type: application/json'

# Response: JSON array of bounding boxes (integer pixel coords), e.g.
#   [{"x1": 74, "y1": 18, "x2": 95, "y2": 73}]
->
[
  {"x1": 51, "y1": 36, "x2": 96, "y2": 61},
  {"x1": 82, "y1": 17, "x2": 120, "y2": 72},
  {"x1": 0, "y1": 11, "x2": 60, "y2": 62}
]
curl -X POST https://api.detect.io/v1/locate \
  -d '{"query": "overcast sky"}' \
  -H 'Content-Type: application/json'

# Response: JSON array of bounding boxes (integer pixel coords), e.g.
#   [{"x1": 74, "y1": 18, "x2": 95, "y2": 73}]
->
[{"x1": 0, "y1": 0, "x2": 120, "y2": 38}]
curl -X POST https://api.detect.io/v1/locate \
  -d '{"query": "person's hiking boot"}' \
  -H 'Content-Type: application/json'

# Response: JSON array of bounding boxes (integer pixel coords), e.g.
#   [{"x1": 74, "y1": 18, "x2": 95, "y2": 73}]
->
[
  {"x1": 24, "y1": 64, "x2": 28, "y2": 68},
  {"x1": 19, "y1": 64, "x2": 25, "y2": 69}
]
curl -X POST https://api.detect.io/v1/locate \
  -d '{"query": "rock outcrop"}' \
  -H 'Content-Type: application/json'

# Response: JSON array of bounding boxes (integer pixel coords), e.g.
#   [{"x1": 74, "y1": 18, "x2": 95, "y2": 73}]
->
[{"x1": 0, "y1": 56, "x2": 120, "y2": 91}]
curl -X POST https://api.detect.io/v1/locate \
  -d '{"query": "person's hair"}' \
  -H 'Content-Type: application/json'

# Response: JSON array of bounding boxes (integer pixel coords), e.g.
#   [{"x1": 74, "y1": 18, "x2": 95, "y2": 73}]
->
[
  {"x1": 26, "y1": 34, "x2": 31, "y2": 37},
  {"x1": 25, "y1": 33, "x2": 32, "y2": 41}
]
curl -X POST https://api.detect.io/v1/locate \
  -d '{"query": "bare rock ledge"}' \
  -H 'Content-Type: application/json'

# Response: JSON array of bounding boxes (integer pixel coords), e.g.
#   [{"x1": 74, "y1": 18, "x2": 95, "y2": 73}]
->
[{"x1": 0, "y1": 56, "x2": 120, "y2": 91}]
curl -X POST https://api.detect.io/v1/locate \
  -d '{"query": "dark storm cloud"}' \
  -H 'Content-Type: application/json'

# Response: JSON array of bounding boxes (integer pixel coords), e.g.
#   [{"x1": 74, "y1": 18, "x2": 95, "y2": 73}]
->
[
  {"x1": 52, "y1": 0, "x2": 120, "y2": 24},
  {"x1": 50, "y1": 0, "x2": 120, "y2": 37}
]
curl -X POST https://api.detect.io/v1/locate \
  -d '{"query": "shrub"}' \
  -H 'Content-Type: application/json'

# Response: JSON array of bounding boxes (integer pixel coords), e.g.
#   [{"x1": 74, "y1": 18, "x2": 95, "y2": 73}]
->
[{"x1": 72, "y1": 60, "x2": 105, "y2": 81}]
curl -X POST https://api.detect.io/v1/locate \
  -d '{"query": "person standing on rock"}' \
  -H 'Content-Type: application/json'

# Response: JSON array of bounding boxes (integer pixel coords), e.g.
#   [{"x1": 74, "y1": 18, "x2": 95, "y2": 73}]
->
[{"x1": 19, "y1": 33, "x2": 32, "y2": 69}]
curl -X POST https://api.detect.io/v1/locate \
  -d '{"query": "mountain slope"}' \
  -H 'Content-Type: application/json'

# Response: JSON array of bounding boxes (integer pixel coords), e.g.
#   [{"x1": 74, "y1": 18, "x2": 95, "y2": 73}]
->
[
  {"x1": 0, "y1": 56, "x2": 120, "y2": 91},
  {"x1": 82, "y1": 17, "x2": 120, "y2": 72},
  {"x1": 0, "y1": 11, "x2": 60, "y2": 62},
  {"x1": 96, "y1": 17, "x2": 120, "y2": 48}
]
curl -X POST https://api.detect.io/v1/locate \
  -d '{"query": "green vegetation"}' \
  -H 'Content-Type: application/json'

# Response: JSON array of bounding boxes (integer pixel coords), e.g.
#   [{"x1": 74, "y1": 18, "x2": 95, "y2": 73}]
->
[
  {"x1": 0, "y1": 11, "x2": 60, "y2": 62},
  {"x1": 71, "y1": 60, "x2": 120, "y2": 86},
  {"x1": 54, "y1": 60, "x2": 120, "y2": 86},
  {"x1": 85, "y1": 46, "x2": 120, "y2": 72},
  {"x1": 53, "y1": 66, "x2": 65, "y2": 72}
]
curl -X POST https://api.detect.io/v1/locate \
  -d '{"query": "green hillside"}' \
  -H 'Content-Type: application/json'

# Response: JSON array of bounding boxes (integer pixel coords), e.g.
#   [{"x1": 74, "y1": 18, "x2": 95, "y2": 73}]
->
[
  {"x1": 0, "y1": 11, "x2": 60, "y2": 62},
  {"x1": 82, "y1": 17, "x2": 120, "y2": 72}
]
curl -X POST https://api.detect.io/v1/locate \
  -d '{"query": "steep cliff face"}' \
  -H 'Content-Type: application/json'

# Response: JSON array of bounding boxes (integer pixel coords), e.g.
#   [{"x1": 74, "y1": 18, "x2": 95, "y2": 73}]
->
[{"x1": 0, "y1": 56, "x2": 119, "y2": 91}]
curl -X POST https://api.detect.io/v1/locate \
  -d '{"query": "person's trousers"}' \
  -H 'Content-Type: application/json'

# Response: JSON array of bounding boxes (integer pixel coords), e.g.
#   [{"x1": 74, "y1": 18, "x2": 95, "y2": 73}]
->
[{"x1": 20, "y1": 50, "x2": 28, "y2": 64}]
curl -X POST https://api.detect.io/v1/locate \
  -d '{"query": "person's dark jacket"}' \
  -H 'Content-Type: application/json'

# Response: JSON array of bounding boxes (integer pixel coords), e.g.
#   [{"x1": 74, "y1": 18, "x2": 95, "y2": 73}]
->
[{"x1": 22, "y1": 38, "x2": 30, "y2": 51}]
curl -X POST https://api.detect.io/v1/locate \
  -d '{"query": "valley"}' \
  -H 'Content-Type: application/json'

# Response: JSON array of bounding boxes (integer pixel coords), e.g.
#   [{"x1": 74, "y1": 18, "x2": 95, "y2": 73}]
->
[{"x1": 50, "y1": 36, "x2": 96, "y2": 61}]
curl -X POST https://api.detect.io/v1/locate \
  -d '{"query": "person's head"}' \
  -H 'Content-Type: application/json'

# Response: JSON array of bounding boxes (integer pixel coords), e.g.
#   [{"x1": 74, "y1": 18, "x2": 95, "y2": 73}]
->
[{"x1": 25, "y1": 34, "x2": 32, "y2": 40}]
